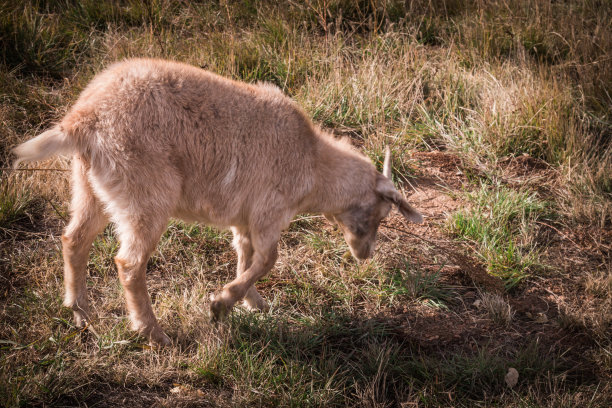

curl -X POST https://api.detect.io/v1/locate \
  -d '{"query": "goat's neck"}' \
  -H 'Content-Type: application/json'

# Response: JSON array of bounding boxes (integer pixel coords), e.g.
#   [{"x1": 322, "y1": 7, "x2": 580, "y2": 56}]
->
[{"x1": 302, "y1": 139, "x2": 374, "y2": 214}]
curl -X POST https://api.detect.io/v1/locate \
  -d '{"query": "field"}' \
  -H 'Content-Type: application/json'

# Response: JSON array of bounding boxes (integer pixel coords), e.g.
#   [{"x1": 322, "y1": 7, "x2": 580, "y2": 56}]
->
[{"x1": 1, "y1": 1, "x2": 610, "y2": 406}]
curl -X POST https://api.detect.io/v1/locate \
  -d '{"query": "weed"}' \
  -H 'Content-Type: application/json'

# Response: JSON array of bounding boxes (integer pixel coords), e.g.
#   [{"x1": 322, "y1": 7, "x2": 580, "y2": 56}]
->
[
  {"x1": 583, "y1": 269, "x2": 612, "y2": 299},
  {"x1": 0, "y1": 2, "x2": 88, "y2": 77},
  {"x1": 0, "y1": 184, "x2": 34, "y2": 232}
]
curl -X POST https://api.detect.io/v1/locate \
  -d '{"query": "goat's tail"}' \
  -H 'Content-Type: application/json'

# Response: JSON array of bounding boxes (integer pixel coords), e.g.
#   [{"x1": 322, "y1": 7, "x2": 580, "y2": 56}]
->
[{"x1": 12, "y1": 126, "x2": 74, "y2": 169}]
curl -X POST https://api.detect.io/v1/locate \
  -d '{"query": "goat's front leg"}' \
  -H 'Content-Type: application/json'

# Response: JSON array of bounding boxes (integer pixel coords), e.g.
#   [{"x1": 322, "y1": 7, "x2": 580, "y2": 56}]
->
[
  {"x1": 231, "y1": 227, "x2": 268, "y2": 312},
  {"x1": 211, "y1": 231, "x2": 278, "y2": 320}
]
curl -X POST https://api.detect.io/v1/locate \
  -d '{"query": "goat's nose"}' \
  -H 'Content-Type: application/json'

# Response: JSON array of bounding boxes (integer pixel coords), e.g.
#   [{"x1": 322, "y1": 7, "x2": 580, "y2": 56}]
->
[{"x1": 357, "y1": 248, "x2": 372, "y2": 261}]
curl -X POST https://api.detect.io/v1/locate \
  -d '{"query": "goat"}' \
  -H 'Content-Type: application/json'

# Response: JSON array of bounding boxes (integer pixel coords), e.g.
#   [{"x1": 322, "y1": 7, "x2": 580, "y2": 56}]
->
[{"x1": 12, "y1": 59, "x2": 422, "y2": 346}]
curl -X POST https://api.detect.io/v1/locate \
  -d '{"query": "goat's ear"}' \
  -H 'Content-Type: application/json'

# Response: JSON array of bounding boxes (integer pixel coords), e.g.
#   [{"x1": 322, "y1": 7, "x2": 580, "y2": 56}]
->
[{"x1": 375, "y1": 175, "x2": 423, "y2": 224}]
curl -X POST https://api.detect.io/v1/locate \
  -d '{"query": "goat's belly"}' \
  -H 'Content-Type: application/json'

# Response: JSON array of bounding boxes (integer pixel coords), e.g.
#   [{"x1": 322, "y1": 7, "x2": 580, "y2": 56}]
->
[{"x1": 171, "y1": 204, "x2": 241, "y2": 230}]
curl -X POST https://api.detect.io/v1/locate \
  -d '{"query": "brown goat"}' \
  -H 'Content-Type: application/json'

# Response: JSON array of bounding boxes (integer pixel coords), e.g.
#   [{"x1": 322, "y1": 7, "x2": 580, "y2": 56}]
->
[{"x1": 13, "y1": 59, "x2": 422, "y2": 346}]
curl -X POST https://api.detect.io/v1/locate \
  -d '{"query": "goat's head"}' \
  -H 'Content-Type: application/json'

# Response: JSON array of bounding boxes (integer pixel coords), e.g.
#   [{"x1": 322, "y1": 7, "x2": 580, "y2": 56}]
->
[{"x1": 327, "y1": 147, "x2": 423, "y2": 261}]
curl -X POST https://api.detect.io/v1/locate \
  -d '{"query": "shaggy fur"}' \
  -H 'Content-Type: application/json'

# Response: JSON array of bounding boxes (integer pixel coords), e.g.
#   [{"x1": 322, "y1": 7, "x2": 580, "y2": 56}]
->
[{"x1": 13, "y1": 58, "x2": 422, "y2": 346}]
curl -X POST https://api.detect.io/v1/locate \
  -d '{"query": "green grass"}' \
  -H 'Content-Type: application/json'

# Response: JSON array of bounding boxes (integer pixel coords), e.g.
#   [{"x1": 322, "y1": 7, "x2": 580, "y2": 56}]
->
[
  {"x1": 0, "y1": 293, "x2": 588, "y2": 407},
  {"x1": 383, "y1": 260, "x2": 454, "y2": 308},
  {"x1": 448, "y1": 183, "x2": 549, "y2": 288}
]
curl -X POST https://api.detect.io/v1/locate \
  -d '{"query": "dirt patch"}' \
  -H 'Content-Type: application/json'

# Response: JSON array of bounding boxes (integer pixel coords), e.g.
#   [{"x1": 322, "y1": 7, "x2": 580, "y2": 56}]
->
[
  {"x1": 500, "y1": 154, "x2": 550, "y2": 176},
  {"x1": 412, "y1": 150, "x2": 467, "y2": 190},
  {"x1": 384, "y1": 150, "x2": 505, "y2": 293}
]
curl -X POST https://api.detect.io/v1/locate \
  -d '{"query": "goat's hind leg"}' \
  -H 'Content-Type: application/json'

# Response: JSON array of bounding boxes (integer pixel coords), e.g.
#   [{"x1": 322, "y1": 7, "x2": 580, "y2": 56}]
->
[
  {"x1": 114, "y1": 215, "x2": 171, "y2": 346},
  {"x1": 89, "y1": 152, "x2": 180, "y2": 346},
  {"x1": 62, "y1": 156, "x2": 108, "y2": 328}
]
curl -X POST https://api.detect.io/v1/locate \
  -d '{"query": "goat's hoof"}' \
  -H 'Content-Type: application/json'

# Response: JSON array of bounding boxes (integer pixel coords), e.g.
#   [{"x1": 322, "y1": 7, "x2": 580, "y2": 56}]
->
[
  {"x1": 210, "y1": 299, "x2": 230, "y2": 322},
  {"x1": 149, "y1": 329, "x2": 171, "y2": 348},
  {"x1": 72, "y1": 309, "x2": 90, "y2": 329}
]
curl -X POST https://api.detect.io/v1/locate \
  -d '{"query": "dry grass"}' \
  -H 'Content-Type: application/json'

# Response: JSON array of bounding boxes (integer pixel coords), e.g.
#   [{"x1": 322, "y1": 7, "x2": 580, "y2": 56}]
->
[
  {"x1": 479, "y1": 292, "x2": 515, "y2": 327},
  {"x1": 1, "y1": 0, "x2": 611, "y2": 406}
]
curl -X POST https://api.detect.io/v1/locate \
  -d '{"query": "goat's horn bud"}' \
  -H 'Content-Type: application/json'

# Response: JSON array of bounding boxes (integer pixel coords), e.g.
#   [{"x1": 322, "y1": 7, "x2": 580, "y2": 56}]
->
[{"x1": 383, "y1": 145, "x2": 392, "y2": 179}]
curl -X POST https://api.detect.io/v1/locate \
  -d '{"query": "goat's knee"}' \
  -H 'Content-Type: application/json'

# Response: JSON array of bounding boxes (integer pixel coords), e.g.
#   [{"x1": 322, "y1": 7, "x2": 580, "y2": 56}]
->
[{"x1": 211, "y1": 243, "x2": 278, "y2": 320}]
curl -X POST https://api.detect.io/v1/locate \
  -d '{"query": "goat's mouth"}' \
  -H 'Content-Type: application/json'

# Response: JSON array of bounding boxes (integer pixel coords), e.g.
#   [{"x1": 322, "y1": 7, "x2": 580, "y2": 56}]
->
[{"x1": 348, "y1": 243, "x2": 374, "y2": 261}]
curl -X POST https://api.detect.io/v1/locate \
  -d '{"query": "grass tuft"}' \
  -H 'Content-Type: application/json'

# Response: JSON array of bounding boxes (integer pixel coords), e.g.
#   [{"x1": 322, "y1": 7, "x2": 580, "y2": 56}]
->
[
  {"x1": 448, "y1": 183, "x2": 549, "y2": 288},
  {"x1": 480, "y1": 292, "x2": 515, "y2": 326},
  {"x1": 384, "y1": 260, "x2": 454, "y2": 308}
]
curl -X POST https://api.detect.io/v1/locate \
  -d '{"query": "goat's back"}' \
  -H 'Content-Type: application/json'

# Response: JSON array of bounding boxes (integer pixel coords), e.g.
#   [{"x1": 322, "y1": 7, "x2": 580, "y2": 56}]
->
[{"x1": 61, "y1": 59, "x2": 317, "y2": 226}]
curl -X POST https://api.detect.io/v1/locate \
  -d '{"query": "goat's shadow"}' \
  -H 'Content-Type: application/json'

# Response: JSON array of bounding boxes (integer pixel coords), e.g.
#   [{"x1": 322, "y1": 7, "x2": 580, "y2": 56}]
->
[{"x1": 178, "y1": 297, "x2": 599, "y2": 405}]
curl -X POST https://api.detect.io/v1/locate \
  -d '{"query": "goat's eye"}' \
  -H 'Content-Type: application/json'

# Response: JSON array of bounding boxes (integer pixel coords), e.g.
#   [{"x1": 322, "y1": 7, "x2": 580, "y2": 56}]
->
[{"x1": 352, "y1": 221, "x2": 368, "y2": 237}]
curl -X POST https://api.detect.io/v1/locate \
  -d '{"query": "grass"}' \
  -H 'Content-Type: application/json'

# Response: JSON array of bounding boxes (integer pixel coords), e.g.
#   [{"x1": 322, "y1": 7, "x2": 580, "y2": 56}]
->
[
  {"x1": 383, "y1": 260, "x2": 454, "y2": 308},
  {"x1": 0, "y1": 296, "x2": 592, "y2": 407},
  {"x1": 1, "y1": 0, "x2": 611, "y2": 406},
  {"x1": 479, "y1": 292, "x2": 515, "y2": 327},
  {"x1": 448, "y1": 183, "x2": 549, "y2": 288},
  {"x1": 0, "y1": 183, "x2": 34, "y2": 232}
]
